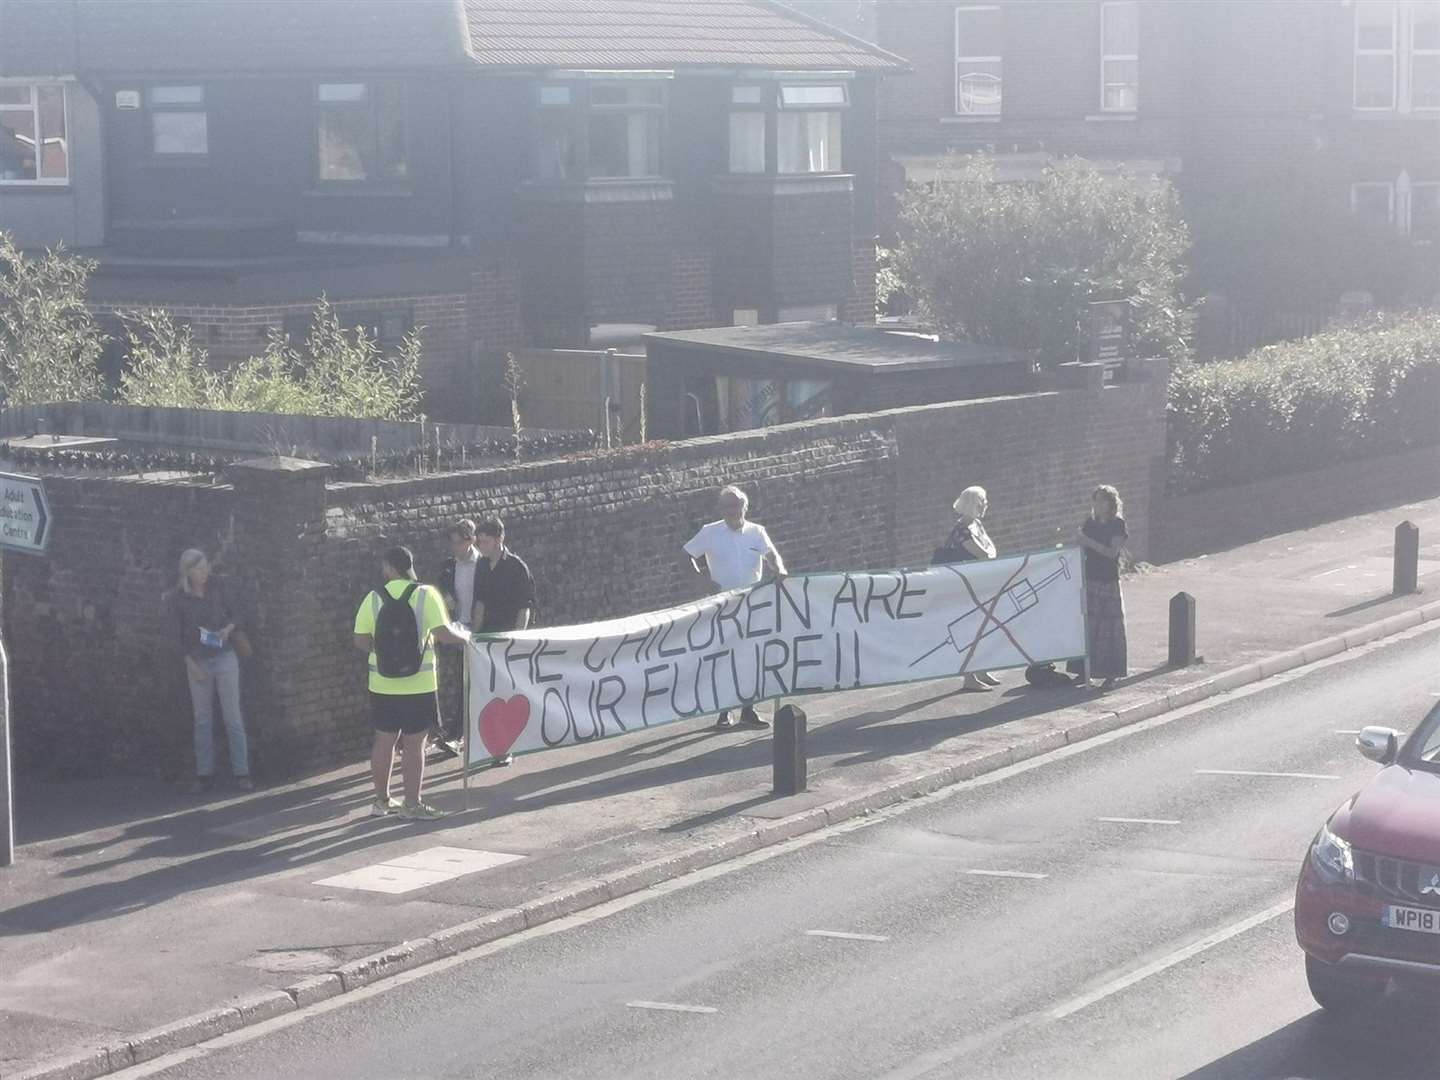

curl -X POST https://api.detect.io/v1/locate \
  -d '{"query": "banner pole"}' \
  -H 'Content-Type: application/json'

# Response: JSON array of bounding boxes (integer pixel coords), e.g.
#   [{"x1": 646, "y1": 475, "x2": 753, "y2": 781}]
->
[{"x1": 461, "y1": 646, "x2": 471, "y2": 813}]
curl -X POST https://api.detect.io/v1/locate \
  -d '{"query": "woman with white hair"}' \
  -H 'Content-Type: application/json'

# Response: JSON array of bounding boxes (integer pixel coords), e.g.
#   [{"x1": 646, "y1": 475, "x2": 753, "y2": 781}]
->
[
  {"x1": 933, "y1": 485, "x2": 1000, "y2": 691},
  {"x1": 170, "y1": 549, "x2": 251, "y2": 792}
]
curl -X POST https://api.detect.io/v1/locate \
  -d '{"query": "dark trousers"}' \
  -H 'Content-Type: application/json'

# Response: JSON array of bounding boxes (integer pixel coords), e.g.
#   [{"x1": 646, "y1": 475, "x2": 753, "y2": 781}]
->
[{"x1": 436, "y1": 645, "x2": 465, "y2": 740}]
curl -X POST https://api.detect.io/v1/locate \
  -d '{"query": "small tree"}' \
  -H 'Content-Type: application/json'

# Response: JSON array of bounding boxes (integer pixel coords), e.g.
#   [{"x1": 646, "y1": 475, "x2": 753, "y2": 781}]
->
[
  {"x1": 118, "y1": 309, "x2": 222, "y2": 408},
  {"x1": 117, "y1": 297, "x2": 425, "y2": 419},
  {"x1": 896, "y1": 156, "x2": 1192, "y2": 365},
  {"x1": 251, "y1": 297, "x2": 423, "y2": 420},
  {"x1": 0, "y1": 234, "x2": 107, "y2": 405}
]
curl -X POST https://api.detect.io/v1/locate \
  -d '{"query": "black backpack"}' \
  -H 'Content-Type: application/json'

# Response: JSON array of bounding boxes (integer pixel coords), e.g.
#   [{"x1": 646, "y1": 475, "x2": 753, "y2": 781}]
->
[{"x1": 373, "y1": 583, "x2": 422, "y2": 678}]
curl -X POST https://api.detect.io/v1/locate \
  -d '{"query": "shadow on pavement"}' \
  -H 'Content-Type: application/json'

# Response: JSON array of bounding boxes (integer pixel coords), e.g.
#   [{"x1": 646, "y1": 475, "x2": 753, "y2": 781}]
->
[
  {"x1": 1179, "y1": 997, "x2": 1440, "y2": 1080},
  {"x1": 2, "y1": 663, "x2": 1190, "y2": 937},
  {"x1": 1326, "y1": 592, "x2": 1409, "y2": 619}
]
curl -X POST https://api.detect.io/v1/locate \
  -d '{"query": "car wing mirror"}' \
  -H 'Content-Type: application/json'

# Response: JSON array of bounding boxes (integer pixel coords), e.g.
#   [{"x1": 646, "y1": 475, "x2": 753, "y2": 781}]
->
[{"x1": 1356, "y1": 726, "x2": 1400, "y2": 765}]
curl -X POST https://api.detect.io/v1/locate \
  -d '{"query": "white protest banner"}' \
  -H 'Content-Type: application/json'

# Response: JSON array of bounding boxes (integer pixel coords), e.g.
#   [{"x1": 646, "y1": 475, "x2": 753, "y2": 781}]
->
[{"x1": 466, "y1": 548, "x2": 1085, "y2": 765}]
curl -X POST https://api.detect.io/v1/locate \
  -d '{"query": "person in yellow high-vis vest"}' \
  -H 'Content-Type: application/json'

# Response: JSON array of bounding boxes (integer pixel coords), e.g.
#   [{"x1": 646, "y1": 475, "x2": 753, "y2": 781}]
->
[{"x1": 353, "y1": 545, "x2": 469, "y2": 820}]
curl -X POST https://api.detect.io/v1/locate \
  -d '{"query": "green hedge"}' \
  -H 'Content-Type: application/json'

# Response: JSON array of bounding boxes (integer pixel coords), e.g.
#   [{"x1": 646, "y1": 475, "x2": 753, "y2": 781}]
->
[{"x1": 1167, "y1": 312, "x2": 1440, "y2": 494}]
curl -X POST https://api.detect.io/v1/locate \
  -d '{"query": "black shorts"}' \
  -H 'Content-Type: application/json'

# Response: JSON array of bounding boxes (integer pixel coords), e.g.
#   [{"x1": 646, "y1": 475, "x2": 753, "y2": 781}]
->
[{"x1": 370, "y1": 691, "x2": 439, "y2": 735}]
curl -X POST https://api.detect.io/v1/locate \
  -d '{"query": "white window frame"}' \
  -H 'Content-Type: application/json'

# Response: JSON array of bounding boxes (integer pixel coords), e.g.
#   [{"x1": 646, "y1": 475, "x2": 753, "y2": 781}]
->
[
  {"x1": 1355, "y1": 1, "x2": 1400, "y2": 110},
  {"x1": 1100, "y1": 1, "x2": 1139, "y2": 114},
  {"x1": 1410, "y1": 179, "x2": 1440, "y2": 237},
  {"x1": 0, "y1": 80, "x2": 69, "y2": 186},
  {"x1": 1351, "y1": 180, "x2": 1397, "y2": 228},
  {"x1": 314, "y1": 80, "x2": 408, "y2": 186},
  {"x1": 1410, "y1": 0, "x2": 1440, "y2": 111},
  {"x1": 1354, "y1": 1, "x2": 1440, "y2": 112},
  {"x1": 148, "y1": 84, "x2": 208, "y2": 157},
  {"x1": 776, "y1": 83, "x2": 846, "y2": 175},
  {"x1": 954, "y1": 5, "x2": 1003, "y2": 117}
]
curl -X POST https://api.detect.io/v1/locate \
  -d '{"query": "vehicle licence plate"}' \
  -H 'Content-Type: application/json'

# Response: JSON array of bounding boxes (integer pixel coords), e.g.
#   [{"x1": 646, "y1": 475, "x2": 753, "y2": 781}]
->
[{"x1": 1386, "y1": 905, "x2": 1440, "y2": 934}]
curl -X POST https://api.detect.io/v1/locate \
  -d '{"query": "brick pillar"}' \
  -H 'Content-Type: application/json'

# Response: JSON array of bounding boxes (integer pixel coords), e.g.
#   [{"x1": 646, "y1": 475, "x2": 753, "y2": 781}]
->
[{"x1": 227, "y1": 457, "x2": 333, "y2": 777}]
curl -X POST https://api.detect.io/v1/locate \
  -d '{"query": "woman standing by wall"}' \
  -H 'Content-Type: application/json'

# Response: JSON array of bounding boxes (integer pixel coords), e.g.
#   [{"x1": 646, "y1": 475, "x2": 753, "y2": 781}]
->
[
  {"x1": 934, "y1": 485, "x2": 1001, "y2": 692},
  {"x1": 1074, "y1": 485, "x2": 1129, "y2": 691},
  {"x1": 171, "y1": 549, "x2": 252, "y2": 792}
]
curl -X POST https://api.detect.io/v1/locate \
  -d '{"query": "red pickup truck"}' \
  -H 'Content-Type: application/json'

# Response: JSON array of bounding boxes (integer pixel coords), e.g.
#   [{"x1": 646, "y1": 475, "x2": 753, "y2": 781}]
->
[{"x1": 1295, "y1": 699, "x2": 1440, "y2": 1013}]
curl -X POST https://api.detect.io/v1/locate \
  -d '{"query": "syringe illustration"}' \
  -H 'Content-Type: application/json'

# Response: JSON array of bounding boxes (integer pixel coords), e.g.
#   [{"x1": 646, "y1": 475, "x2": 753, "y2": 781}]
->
[{"x1": 909, "y1": 557, "x2": 1072, "y2": 669}]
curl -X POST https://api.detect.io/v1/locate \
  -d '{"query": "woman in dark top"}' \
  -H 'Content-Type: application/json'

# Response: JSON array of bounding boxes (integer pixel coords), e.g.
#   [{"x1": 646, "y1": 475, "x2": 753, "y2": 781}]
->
[
  {"x1": 934, "y1": 485, "x2": 1001, "y2": 692},
  {"x1": 171, "y1": 549, "x2": 251, "y2": 792},
  {"x1": 1074, "y1": 485, "x2": 1129, "y2": 691}
]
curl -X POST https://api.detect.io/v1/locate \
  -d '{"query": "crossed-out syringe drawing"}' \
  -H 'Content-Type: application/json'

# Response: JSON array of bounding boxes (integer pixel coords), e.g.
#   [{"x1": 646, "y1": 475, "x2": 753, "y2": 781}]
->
[{"x1": 909, "y1": 555, "x2": 1073, "y2": 671}]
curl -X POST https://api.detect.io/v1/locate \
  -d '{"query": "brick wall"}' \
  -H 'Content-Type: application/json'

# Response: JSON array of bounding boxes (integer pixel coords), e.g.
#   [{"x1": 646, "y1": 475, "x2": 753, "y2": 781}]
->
[
  {"x1": 664, "y1": 249, "x2": 717, "y2": 331},
  {"x1": 840, "y1": 239, "x2": 878, "y2": 325},
  {"x1": 3, "y1": 475, "x2": 237, "y2": 777},
  {"x1": 6, "y1": 371, "x2": 1167, "y2": 780}
]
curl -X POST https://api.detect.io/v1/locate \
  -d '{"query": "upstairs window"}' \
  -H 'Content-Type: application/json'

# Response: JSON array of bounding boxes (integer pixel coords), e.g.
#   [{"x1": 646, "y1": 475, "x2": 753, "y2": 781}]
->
[
  {"x1": 727, "y1": 82, "x2": 848, "y2": 176},
  {"x1": 1356, "y1": 2, "x2": 1400, "y2": 108},
  {"x1": 536, "y1": 80, "x2": 665, "y2": 181},
  {"x1": 1412, "y1": 1, "x2": 1440, "y2": 109},
  {"x1": 954, "y1": 6, "x2": 1003, "y2": 116},
  {"x1": 315, "y1": 81, "x2": 407, "y2": 184},
  {"x1": 728, "y1": 85, "x2": 766, "y2": 174},
  {"x1": 777, "y1": 83, "x2": 845, "y2": 174},
  {"x1": 1355, "y1": 1, "x2": 1440, "y2": 112},
  {"x1": 0, "y1": 83, "x2": 67, "y2": 184},
  {"x1": 149, "y1": 85, "x2": 208, "y2": 156},
  {"x1": 1100, "y1": 1, "x2": 1140, "y2": 113},
  {"x1": 588, "y1": 83, "x2": 663, "y2": 178}
]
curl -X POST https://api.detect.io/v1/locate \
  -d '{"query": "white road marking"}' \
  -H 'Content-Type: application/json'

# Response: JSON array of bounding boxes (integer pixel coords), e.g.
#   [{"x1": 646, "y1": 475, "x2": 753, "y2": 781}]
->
[
  {"x1": 806, "y1": 929, "x2": 890, "y2": 942},
  {"x1": 1334, "y1": 730, "x2": 1362, "y2": 735},
  {"x1": 964, "y1": 869, "x2": 1048, "y2": 880},
  {"x1": 1095, "y1": 817, "x2": 1181, "y2": 826},
  {"x1": 1309, "y1": 564, "x2": 1355, "y2": 579},
  {"x1": 1048, "y1": 898, "x2": 1294, "y2": 1020},
  {"x1": 1194, "y1": 768, "x2": 1340, "y2": 780},
  {"x1": 626, "y1": 1000, "x2": 718, "y2": 1014}
]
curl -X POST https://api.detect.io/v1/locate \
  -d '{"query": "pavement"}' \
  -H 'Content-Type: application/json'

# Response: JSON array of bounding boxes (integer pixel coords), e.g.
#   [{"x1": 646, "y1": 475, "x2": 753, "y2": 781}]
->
[
  {"x1": 4, "y1": 497, "x2": 1440, "y2": 1080},
  {"x1": 103, "y1": 625, "x2": 1440, "y2": 1080}
]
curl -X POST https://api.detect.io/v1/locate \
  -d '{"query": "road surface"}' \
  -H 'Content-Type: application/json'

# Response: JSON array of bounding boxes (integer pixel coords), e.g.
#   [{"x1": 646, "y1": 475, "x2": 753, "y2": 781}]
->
[{"x1": 119, "y1": 628, "x2": 1440, "y2": 1080}]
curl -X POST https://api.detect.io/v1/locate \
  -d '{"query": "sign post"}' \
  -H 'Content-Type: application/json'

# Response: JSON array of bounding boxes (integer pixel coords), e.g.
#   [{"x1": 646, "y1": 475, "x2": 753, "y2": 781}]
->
[{"x1": 0, "y1": 471, "x2": 53, "y2": 867}]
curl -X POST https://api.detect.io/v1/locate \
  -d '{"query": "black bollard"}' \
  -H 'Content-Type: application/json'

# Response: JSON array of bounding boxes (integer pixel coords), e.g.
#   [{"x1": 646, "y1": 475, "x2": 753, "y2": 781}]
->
[
  {"x1": 1394, "y1": 521, "x2": 1420, "y2": 596},
  {"x1": 1168, "y1": 591, "x2": 1197, "y2": 668},
  {"x1": 772, "y1": 704, "x2": 808, "y2": 797}
]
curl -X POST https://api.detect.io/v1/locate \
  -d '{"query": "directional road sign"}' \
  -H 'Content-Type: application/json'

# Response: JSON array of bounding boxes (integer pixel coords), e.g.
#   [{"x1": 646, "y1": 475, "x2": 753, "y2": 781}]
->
[{"x1": 0, "y1": 472, "x2": 50, "y2": 555}]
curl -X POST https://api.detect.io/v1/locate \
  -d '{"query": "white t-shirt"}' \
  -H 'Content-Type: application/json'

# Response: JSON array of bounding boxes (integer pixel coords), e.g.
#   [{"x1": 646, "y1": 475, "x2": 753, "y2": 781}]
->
[
  {"x1": 453, "y1": 549, "x2": 479, "y2": 627},
  {"x1": 684, "y1": 520, "x2": 784, "y2": 590}
]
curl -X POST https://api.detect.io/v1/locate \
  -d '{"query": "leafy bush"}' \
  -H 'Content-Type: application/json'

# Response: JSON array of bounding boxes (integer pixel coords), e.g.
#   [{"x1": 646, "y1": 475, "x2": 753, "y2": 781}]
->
[
  {"x1": 1168, "y1": 311, "x2": 1440, "y2": 494},
  {"x1": 0, "y1": 235, "x2": 107, "y2": 406},
  {"x1": 119, "y1": 310, "x2": 224, "y2": 408},
  {"x1": 117, "y1": 298, "x2": 423, "y2": 419},
  {"x1": 896, "y1": 156, "x2": 1192, "y2": 365}
]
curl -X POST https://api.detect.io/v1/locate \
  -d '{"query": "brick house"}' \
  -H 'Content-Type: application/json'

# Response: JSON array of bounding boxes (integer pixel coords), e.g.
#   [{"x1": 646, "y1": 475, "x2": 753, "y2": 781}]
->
[
  {"x1": 0, "y1": 0, "x2": 906, "y2": 420},
  {"x1": 861, "y1": 0, "x2": 1439, "y2": 354}
]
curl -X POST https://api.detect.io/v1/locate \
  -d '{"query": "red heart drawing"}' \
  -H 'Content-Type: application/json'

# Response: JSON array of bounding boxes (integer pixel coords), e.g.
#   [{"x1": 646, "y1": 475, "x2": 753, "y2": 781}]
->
[{"x1": 478, "y1": 695, "x2": 531, "y2": 760}]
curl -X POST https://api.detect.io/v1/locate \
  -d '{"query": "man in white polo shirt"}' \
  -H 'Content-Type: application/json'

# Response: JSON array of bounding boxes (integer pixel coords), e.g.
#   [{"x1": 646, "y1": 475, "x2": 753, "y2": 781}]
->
[{"x1": 682, "y1": 484, "x2": 787, "y2": 729}]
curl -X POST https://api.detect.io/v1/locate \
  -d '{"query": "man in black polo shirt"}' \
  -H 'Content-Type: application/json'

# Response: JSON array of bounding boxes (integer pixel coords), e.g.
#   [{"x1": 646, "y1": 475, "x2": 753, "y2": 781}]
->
[{"x1": 474, "y1": 515, "x2": 535, "y2": 766}]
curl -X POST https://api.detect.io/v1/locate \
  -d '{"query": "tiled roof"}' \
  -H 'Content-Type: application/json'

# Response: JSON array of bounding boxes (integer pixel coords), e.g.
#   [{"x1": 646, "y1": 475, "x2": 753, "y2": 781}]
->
[
  {"x1": 62, "y1": 0, "x2": 469, "y2": 74},
  {"x1": 462, "y1": 0, "x2": 907, "y2": 71}
]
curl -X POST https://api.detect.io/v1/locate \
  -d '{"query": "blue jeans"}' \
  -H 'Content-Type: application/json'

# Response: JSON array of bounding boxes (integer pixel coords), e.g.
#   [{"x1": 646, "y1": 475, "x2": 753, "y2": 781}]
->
[{"x1": 187, "y1": 650, "x2": 249, "y2": 778}]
